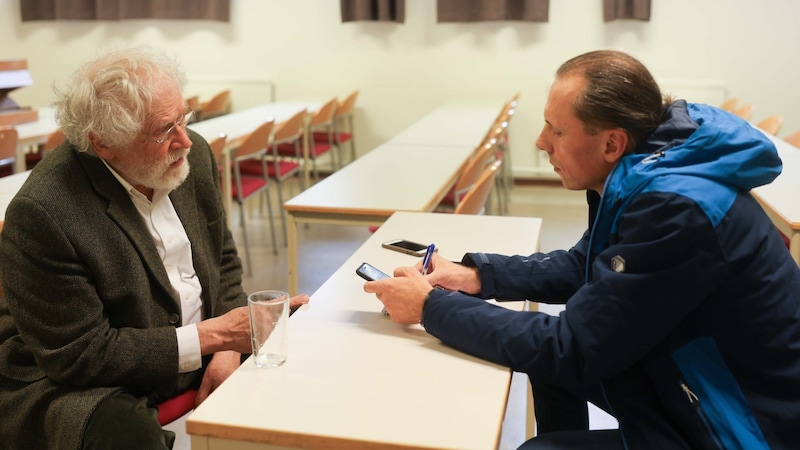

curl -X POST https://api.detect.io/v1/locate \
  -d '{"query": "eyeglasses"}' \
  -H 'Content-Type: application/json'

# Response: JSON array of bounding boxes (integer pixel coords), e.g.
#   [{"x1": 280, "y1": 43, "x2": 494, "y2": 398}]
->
[{"x1": 153, "y1": 109, "x2": 194, "y2": 144}]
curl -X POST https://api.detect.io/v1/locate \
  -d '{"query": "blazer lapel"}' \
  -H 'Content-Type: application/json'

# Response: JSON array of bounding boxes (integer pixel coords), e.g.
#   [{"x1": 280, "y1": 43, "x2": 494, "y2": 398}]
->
[
  {"x1": 76, "y1": 151, "x2": 178, "y2": 304},
  {"x1": 170, "y1": 174, "x2": 213, "y2": 309}
]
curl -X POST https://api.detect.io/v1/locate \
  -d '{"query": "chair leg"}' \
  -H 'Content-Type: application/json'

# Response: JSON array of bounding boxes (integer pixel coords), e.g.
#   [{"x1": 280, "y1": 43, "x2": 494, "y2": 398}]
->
[
  {"x1": 238, "y1": 202, "x2": 252, "y2": 277},
  {"x1": 275, "y1": 179, "x2": 289, "y2": 246},
  {"x1": 500, "y1": 145, "x2": 512, "y2": 213},
  {"x1": 331, "y1": 128, "x2": 342, "y2": 171},
  {"x1": 263, "y1": 186, "x2": 278, "y2": 255}
]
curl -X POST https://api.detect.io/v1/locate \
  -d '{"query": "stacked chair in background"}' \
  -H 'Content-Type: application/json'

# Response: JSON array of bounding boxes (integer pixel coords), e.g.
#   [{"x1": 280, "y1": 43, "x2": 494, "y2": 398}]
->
[
  {"x1": 435, "y1": 92, "x2": 519, "y2": 217},
  {"x1": 238, "y1": 109, "x2": 307, "y2": 245}
]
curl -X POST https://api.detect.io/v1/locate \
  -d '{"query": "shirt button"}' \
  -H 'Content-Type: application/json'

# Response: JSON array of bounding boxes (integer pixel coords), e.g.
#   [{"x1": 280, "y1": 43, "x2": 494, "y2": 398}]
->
[{"x1": 168, "y1": 313, "x2": 180, "y2": 324}]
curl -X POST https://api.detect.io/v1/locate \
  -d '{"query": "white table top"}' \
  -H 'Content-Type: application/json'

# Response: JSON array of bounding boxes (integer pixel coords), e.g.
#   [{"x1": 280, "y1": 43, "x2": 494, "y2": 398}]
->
[
  {"x1": 13, "y1": 106, "x2": 58, "y2": 144},
  {"x1": 752, "y1": 133, "x2": 800, "y2": 231},
  {"x1": 386, "y1": 103, "x2": 503, "y2": 147},
  {"x1": 188, "y1": 101, "x2": 322, "y2": 143},
  {"x1": 187, "y1": 211, "x2": 542, "y2": 450},
  {"x1": 284, "y1": 142, "x2": 475, "y2": 216},
  {"x1": 0, "y1": 170, "x2": 31, "y2": 219}
]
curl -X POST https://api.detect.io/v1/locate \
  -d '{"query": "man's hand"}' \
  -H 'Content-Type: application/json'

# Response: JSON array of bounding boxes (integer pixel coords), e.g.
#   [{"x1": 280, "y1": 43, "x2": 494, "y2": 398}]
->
[
  {"x1": 363, "y1": 266, "x2": 432, "y2": 324},
  {"x1": 197, "y1": 295, "x2": 310, "y2": 355},
  {"x1": 195, "y1": 350, "x2": 241, "y2": 406},
  {"x1": 413, "y1": 253, "x2": 481, "y2": 295}
]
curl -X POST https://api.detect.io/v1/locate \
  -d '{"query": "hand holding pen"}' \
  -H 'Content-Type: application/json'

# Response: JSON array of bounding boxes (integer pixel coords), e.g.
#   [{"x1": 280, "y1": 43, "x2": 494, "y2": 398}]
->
[{"x1": 421, "y1": 243, "x2": 435, "y2": 276}]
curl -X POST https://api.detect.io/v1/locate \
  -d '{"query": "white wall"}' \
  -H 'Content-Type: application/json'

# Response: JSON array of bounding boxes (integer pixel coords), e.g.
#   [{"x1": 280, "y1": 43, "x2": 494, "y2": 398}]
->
[{"x1": 2, "y1": 0, "x2": 800, "y2": 179}]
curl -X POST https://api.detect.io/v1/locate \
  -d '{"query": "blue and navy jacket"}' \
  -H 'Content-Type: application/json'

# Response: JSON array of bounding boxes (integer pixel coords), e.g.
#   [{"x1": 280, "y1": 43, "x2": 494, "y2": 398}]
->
[{"x1": 423, "y1": 101, "x2": 800, "y2": 449}]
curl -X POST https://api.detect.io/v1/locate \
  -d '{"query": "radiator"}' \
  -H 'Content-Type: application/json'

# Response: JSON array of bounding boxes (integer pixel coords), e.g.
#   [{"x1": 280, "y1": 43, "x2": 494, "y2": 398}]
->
[{"x1": 186, "y1": 76, "x2": 275, "y2": 112}]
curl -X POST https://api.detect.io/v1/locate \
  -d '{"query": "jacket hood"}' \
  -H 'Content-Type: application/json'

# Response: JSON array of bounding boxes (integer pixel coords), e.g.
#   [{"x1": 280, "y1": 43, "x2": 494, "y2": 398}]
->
[
  {"x1": 586, "y1": 101, "x2": 781, "y2": 275},
  {"x1": 607, "y1": 100, "x2": 782, "y2": 200}
]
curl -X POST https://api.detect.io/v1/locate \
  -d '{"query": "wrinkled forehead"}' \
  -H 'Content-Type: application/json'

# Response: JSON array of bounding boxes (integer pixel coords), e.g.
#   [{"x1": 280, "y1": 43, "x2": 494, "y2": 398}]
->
[{"x1": 145, "y1": 79, "x2": 185, "y2": 127}]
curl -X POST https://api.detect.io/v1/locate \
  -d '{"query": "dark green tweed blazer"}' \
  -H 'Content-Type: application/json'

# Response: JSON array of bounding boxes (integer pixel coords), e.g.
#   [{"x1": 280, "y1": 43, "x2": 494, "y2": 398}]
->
[{"x1": 0, "y1": 129, "x2": 246, "y2": 449}]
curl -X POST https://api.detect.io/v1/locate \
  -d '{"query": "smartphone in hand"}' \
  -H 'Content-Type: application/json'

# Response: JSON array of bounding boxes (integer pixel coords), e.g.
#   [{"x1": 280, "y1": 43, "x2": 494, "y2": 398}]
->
[{"x1": 356, "y1": 262, "x2": 390, "y2": 282}]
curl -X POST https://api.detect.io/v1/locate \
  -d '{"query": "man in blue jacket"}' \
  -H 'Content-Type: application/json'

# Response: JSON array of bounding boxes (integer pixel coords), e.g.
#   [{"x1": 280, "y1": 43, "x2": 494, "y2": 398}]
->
[{"x1": 364, "y1": 50, "x2": 800, "y2": 449}]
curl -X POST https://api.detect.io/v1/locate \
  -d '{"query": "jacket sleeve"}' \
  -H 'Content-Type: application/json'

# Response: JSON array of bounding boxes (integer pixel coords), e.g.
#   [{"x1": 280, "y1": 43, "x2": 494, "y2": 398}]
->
[
  {"x1": 462, "y1": 229, "x2": 590, "y2": 303},
  {"x1": 423, "y1": 192, "x2": 726, "y2": 389}
]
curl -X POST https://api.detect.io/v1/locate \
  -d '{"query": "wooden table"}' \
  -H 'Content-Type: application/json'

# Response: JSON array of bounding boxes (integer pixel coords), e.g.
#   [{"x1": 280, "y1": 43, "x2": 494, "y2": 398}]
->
[
  {"x1": 387, "y1": 103, "x2": 502, "y2": 147},
  {"x1": 284, "y1": 142, "x2": 475, "y2": 295},
  {"x1": 187, "y1": 211, "x2": 542, "y2": 450},
  {"x1": 752, "y1": 133, "x2": 800, "y2": 265},
  {"x1": 283, "y1": 102, "x2": 504, "y2": 295}
]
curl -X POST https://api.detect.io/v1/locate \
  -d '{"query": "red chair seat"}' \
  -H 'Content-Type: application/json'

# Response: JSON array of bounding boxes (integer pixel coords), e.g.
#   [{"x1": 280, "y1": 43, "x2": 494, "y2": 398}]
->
[
  {"x1": 313, "y1": 131, "x2": 352, "y2": 144},
  {"x1": 238, "y1": 159, "x2": 300, "y2": 179},
  {"x1": 273, "y1": 142, "x2": 300, "y2": 157},
  {"x1": 781, "y1": 231, "x2": 790, "y2": 248},
  {"x1": 26, "y1": 152, "x2": 43, "y2": 170},
  {"x1": 231, "y1": 175, "x2": 267, "y2": 199},
  {"x1": 157, "y1": 389, "x2": 198, "y2": 426}
]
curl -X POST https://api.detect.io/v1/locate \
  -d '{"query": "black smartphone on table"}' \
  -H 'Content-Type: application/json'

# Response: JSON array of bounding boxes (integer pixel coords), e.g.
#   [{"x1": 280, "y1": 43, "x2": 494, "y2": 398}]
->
[{"x1": 381, "y1": 239, "x2": 433, "y2": 257}]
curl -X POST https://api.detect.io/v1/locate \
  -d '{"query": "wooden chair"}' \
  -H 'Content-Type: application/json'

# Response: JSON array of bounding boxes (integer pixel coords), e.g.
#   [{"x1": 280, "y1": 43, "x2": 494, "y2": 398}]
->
[
  {"x1": 315, "y1": 90, "x2": 359, "y2": 164},
  {"x1": 207, "y1": 133, "x2": 232, "y2": 215},
  {"x1": 240, "y1": 110, "x2": 307, "y2": 245},
  {"x1": 482, "y1": 93, "x2": 519, "y2": 214},
  {"x1": 784, "y1": 129, "x2": 800, "y2": 148},
  {"x1": 719, "y1": 98, "x2": 738, "y2": 112},
  {"x1": 198, "y1": 90, "x2": 231, "y2": 121},
  {"x1": 454, "y1": 159, "x2": 501, "y2": 215},
  {"x1": 732, "y1": 103, "x2": 754, "y2": 121},
  {"x1": 756, "y1": 115, "x2": 784, "y2": 136},
  {"x1": 185, "y1": 96, "x2": 201, "y2": 123},
  {"x1": 305, "y1": 98, "x2": 340, "y2": 182},
  {"x1": 0, "y1": 127, "x2": 18, "y2": 177},
  {"x1": 436, "y1": 139, "x2": 498, "y2": 212},
  {"x1": 231, "y1": 121, "x2": 279, "y2": 275}
]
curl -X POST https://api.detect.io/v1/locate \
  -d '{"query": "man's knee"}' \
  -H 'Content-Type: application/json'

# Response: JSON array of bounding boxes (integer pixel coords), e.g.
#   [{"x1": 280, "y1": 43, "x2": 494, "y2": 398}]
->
[{"x1": 82, "y1": 393, "x2": 174, "y2": 450}]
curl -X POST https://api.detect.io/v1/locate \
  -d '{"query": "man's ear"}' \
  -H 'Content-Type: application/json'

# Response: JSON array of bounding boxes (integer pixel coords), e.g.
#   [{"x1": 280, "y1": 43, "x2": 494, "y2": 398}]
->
[
  {"x1": 603, "y1": 128, "x2": 629, "y2": 163},
  {"x1": 88, "y1": 132, "x2": 114, "y2": 160}
]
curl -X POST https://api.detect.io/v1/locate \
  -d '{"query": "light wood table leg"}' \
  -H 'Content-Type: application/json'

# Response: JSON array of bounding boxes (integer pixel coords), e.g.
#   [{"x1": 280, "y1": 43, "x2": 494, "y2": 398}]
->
[
  {"x1": 525, "y1": 300, "x2": 538, "y2": 439},
  {"x1": 287, "y1": 211, "x2": 299, "y2": 296}
]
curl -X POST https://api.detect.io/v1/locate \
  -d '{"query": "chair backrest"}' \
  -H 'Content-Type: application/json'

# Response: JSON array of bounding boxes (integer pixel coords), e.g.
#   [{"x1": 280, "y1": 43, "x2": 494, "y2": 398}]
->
[
  {"x1": 235, "y1": 121, "x2": 274, "y2": 160},
  {"x1": 454, "y1": 140, "x2": 497, "y2": 194},
  {"x1": 0, "y1": 127, "x2": 18, "y2": 163},
  {"x1": 42, "y1": 129, "x2": 65, "y2": 153},
  {"x1": 336, "y1": 91, "x2": 359, "y2": 118},
  {"x1": 732, "y1": 103, "x2": 754, "y2": 121},
  {"x1": 719, "y1": 97, "x2": 738, "y2": 112},
  {"x1": 309, "y1": 98, "x2": 338, "y2": 128},
  {"x1": 454, "y1": 159, "x2": 501, "y2": 215},
  {"x1": 208, "y1": 133, "x2": 228, "y2": 163},
  {"x1": 186, "y1": 96, "x2": 201, "y2": 123},
  {"x1": 756, "y1": 115, "x2": 784, "y2": 136},
  {"x1": 784, "y1": 129, "x2": 800, "y2": 148},
  {"x1": 200, "y1": 90, "x2": 231, "y2": 121},
  {"x1": 273, "y1": 109, "x2": 308, "y2": 143},
  {"x1": 480, "y1": 94, "x2": 518, "y2": 148}
]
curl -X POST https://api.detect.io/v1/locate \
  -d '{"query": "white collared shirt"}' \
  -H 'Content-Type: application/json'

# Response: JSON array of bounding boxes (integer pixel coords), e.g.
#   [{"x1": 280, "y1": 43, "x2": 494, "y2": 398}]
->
[{"x1": 103, "y1": 161, "x2": 203, "y2": 373}]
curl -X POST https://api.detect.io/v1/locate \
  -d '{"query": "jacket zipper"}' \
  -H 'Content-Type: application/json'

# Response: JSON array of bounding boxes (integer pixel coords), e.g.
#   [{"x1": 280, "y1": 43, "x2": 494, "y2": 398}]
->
[{"x1": 681, "y1": 382, "x2": 725, "y2": 449}]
